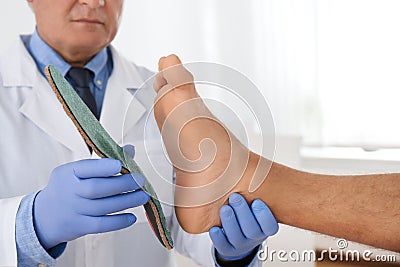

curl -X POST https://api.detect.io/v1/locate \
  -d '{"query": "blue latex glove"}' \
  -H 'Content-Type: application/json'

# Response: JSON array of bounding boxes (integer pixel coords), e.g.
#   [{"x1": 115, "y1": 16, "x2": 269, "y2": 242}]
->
[
  {"x1": 33, "y1": 158, "x2": 150, "y2": 250},
  {"x1": 122, "y1": 144, "x2": 136, "y2": 159},
  {"x1": 209, "y1": 193, "x2": 278, "y2": 261}
]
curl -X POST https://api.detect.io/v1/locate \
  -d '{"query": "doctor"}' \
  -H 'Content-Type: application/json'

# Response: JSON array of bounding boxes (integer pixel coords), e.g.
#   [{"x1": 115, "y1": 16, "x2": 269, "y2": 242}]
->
[{"x1": 0, "y1": 0, "x2": 278, "y2": 266}]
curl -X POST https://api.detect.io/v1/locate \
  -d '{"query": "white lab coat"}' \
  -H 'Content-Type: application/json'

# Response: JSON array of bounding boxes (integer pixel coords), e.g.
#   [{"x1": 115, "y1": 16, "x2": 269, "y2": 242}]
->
[{"x1": 0, "y1": 36, "x2": 215, "y2": 267}]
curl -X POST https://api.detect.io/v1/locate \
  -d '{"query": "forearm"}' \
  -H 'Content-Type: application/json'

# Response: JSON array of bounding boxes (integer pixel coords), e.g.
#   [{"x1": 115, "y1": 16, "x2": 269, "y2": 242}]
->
[{"x1": 244, "y1": 153, "x2": 400, "y2": 252}]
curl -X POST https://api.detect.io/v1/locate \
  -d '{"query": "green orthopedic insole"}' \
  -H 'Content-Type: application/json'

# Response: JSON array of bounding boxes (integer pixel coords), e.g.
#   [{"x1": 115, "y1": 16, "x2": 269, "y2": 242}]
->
[{"x1": 45, "y1": 65, "x2": 174, "y2": 250}]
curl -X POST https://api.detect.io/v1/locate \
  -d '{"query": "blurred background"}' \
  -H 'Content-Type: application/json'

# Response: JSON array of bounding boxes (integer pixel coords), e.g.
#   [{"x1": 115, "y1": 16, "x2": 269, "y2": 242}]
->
[{"x1": 2, "y1": 0, "x2": 399, "y2": 266}]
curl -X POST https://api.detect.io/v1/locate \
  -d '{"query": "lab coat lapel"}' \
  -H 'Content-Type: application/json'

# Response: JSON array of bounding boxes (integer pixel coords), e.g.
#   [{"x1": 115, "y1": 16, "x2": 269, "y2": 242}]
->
[
  {"x1": 1, "y1": 37, "x2": 90, "y2": 156},
  {"x1": 100, "y1": 47, "x2": 147, "y2": 144},
  {"x1": 19, "y1": 77, "x2": 90, "y2": 156}
]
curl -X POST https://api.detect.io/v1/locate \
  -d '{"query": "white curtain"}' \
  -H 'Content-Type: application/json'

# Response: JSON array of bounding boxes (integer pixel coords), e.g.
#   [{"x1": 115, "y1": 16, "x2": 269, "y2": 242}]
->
[
  {"x1": 251, "y1": 0, "x2": 320, "y2": 140},
  {"x1": 317, "y1": 0, "x2": 400, "y2": 148}
]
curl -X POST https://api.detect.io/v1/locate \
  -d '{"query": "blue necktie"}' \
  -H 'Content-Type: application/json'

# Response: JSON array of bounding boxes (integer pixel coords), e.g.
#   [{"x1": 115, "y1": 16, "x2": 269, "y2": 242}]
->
[{"x1": 66, "y1": 67, "x2": 99, "y2": 119}]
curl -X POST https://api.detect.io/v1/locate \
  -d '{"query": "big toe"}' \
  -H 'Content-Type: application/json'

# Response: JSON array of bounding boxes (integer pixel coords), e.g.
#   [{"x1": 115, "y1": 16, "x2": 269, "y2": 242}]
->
[
  {"x1": 157, "y1": 55, "x2": 194, "y2": 89},
  {"x1": 158, "y1": 54, "x2": 182, "y2": 71}
]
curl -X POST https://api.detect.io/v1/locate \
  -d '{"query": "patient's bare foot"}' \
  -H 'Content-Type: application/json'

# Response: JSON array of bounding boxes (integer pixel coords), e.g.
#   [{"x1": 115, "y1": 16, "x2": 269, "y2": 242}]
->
[{"x1": 153, "y1": 55, "x2": 271, "y2": 233}]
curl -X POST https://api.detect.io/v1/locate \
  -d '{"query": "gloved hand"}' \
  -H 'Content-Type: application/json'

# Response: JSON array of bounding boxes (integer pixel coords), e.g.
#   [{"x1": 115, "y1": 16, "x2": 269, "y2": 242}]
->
[
  {"x1": 209, "y1": 193, "x2": 278, "y2": 262},
  {"x1": 33, "y1": 158, "x2": 150, "y2": 250}
]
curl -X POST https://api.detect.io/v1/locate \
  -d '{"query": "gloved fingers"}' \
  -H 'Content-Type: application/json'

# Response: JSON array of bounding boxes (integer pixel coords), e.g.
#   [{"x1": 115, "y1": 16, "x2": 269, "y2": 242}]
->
[
  {"x1": 122, "y1": 144, "x2": 135, "y2": 159},
  {"x1": 77, "y1": 190, "x2": 150, "y2": 216},
  {"x1": 72, "y1": 158, "x2": 122, "y2": 178},
  {"x1": 84, "y1": 213, "x2": 137, "y2": 234},
  {"x1": 220, "y1": 205, "x2": 246, "y2": 247},
  {"x1": 209, "y1": 226, "x2": 233, "y2": 254},
  {"x1": 76, "y1": 174, "x2": 146, "y2": 199},
  {"x1": 229, "y1": 193, "x2": 264, "y2": 240},
  {"x1": 251, "y1": 199, "x2": 279, "y2": 236}
]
